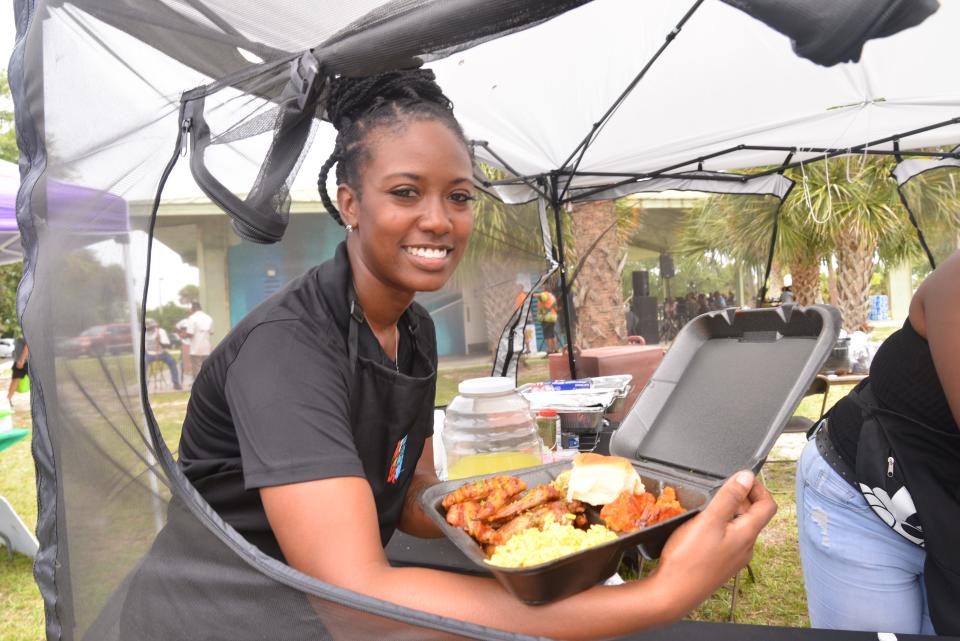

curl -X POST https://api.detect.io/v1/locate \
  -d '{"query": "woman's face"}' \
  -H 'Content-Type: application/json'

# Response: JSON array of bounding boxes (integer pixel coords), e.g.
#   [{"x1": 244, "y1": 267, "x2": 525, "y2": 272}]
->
[{"x1": 338, "y1": 119, "x2": 474, "y2": 295}]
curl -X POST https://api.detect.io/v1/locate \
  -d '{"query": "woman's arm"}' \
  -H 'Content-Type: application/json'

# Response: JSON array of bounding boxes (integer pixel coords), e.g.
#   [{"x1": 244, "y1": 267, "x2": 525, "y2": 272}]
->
[
  {"x1": 397, "y1": 437, "x2": 443, "y2": 537},
  {"x1": 16, "y1": 344, "x2": 28, "y2": 368},
  {"x1": 910, "y1": 249, "x2": 960, "y2": 427},
  {"x1": 261, "y1": 470, "x2": 775, "y2": 640}
]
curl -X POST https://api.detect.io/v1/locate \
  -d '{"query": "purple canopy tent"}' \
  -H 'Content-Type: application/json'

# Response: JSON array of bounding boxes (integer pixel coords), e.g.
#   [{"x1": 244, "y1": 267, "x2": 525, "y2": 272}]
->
[
  {"x1": 0, "y1": 160, "x2": 25, "y2": 264},
  {"x1": 0, "y1": 159, "x2": 131, "y2": 264}
]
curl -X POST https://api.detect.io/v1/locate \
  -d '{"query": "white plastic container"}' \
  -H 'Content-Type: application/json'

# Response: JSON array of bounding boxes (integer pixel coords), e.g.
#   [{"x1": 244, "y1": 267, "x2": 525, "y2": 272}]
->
[{"x1": 442, "y1": 377, "x2": 542, "y2": 480}]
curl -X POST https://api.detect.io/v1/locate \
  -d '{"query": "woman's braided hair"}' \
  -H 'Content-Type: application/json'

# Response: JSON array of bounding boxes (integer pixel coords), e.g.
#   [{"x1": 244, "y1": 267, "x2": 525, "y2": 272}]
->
[{"x1": 318, "y1": 68, "x2": 470, "y2": 226}]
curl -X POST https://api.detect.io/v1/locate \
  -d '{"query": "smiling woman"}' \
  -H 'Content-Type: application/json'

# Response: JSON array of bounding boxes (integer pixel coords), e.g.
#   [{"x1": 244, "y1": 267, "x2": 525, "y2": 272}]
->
[{"x1": 122, "y1": 68, "x2": 775, "y2": 641}]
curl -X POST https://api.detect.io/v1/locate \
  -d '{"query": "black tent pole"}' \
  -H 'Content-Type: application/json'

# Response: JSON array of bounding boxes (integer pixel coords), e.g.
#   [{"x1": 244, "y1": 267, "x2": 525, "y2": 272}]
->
[
  {"x1": 895, "y1": 187, "x2": 937, "y2": 270},
  {"x1": 556, "y1": 0, "x2": 705, "y2": 203},
  {"x1": 758, "y1": 201, "x2": 783, "y2": 305},
  {"x1": 550, "y1": 173, "x2": 578, "y2": 380}
]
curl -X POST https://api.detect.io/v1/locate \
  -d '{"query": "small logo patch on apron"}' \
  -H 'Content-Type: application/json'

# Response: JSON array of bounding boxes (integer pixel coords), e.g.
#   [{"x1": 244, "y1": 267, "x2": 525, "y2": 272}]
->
[{"x1": 387, "y1": 435, "x2": 408, "y2": 484}]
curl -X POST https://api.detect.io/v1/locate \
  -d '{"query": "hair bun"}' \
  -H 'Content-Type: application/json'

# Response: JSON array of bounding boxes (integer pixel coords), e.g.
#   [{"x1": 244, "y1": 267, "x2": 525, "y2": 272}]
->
[{"x1": 325, "y1": 68, "x2": 452, "y2": 130}]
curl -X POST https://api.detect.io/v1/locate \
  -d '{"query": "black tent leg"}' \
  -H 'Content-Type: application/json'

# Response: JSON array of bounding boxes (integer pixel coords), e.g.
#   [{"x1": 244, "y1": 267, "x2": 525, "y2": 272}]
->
[
  {"x1": 758, "y1": 201, "x2": 783, "y2": 305},
  {"x1": 551, "y1": 176, "x2": 577, "y2": 380}
]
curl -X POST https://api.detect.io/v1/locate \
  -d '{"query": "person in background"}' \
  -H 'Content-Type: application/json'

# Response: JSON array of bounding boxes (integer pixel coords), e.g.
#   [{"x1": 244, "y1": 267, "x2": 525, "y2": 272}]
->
[
  {"x1": 663, "y1": 297, "x2": 677, "y2": 322},
  {"x1": 796, "y1": 250, "x2": 960, "y2": 636},
  {"x1": 512, "y1": 281, "x2": 535, "y2": 362},
  {"x1": 7, "y1": 337, "x2": 28, "y2": 403},
  {"x1": 183, "y1": 301, "x2": 213, "y2": 374},
  {"x1": 727, "y1": 290, "x2": 737, "y2": 308},
  {"x1": 175, "y1": 317, "x2": 192, "y2": 384},
  {"x1": 684, "y1": 292, "x2": 698, "y2": 321},
  {"x1": 536, "y1": 286, "x2": 560, "y2": 354},
  {"x1": 712, "y1": 291, "x2": 727, "y2": 309},
  {"x1": 145, "y1": 318, "x2": 182, "y2": 391},
  {"x1": 513, "y1": 281, "x2": 527, "y2": 313},
  {"x1": 780, "y1": 285, "x2": 794, "y2": 304},
  {"x1": 696, "y1": 293, "x2": 709, "y2": 315}
]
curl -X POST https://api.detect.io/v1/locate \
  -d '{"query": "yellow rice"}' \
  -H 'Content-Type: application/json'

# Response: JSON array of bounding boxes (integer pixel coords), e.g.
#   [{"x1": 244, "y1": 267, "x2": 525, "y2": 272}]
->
[{"x1": 485, "y1": 518, "x2": 618, "y2": 568}]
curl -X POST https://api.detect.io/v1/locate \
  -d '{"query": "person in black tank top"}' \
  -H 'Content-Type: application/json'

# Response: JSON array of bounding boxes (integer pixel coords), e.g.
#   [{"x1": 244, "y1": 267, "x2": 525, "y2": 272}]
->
[
  {"x1": 796, "y1": 250, "x2": 960, "y2": 636},
  {"x1": 828, "y1": 319, "x2": 957, "y2": 468}
]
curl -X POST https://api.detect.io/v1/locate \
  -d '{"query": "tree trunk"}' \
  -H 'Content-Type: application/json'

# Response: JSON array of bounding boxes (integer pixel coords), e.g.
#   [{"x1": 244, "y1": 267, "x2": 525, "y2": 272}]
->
[
  {"x1": 789, "y1": 253, "x2": 821, "y2": 306},
  {"x1": 834, "y1": 226, "x2": 876, "y2": 332},
  {"x1": 568, "y1": 200, "x2": 627, "y2": 348},
  {"x1": 479, "y1": 262, "x2": 526, "y2": 353},
  {"x1": 826, "y1": 256, "x2": 838, "y2": 305}
]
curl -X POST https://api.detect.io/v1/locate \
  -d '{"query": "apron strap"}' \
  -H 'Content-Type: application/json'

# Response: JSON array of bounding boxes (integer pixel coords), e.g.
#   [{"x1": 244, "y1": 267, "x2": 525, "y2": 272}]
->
[
  {"x1": 347, "y1": 284, "x2": 364, "y2": 377},
  {"x1": 347, "y1": 281, "x2": 423, "y2": 377}
]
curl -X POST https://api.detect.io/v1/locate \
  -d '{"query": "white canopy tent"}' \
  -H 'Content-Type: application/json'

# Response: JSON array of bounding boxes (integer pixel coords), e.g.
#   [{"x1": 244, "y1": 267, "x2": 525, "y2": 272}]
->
[{"x1": 434, "y1": 0, "x2": 960, "y2": 194}]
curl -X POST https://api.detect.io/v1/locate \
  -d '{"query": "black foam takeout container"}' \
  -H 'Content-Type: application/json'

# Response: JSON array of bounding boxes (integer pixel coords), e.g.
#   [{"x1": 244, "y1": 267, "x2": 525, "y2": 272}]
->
[
  {"x1": 422, "y1": 305, "x2": 840, "y2": 605},
  {"x1": 420, "y1": 463, "x2": 706, "y2": 604}
]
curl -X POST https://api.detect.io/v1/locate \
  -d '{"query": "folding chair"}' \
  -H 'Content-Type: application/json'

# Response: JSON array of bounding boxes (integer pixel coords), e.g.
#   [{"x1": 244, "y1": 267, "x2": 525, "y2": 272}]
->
[{"x1": 0, "y1": 429, "x2": 37, "y2": 560}]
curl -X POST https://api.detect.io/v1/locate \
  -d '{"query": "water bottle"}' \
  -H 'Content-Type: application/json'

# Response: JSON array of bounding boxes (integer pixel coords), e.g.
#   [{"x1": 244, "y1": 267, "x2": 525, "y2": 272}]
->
[{"x1": 442, "y1": 377, "x2": 543, "y2": 480}]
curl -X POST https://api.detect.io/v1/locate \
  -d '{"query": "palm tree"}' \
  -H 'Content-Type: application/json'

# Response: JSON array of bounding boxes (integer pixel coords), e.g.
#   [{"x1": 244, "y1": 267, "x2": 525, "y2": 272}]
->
[
  {"x1": 567, "y1": 199, "x2": 626, "y2": 347},
  {"x1": 680, "y1": 155, "x2": 960, "y2": 330},
  {"x1": 458, "y1": 162, "x2": 643, "y2": 352},
  {"x1": 680, "y1": 192, "x2": 823, "y2": 305},
  {"x1": 897, "y1": 164, "x2": 960, "y2": 265}
]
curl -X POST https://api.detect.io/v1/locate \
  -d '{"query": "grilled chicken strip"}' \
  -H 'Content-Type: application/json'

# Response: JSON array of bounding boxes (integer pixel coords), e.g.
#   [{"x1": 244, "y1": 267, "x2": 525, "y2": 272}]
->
[
  {"x1": 492, "y1": 500, "x2": 580, "y2": 546},
  {"x1": 441, "y1": 475, "x2": 525, "y2": 510},
  {"x1": 487, "y1": 483, "x2": 562, "y2": 522},
  {"x1": 445, "y1": 500, "x2": 499, "y2": 544},
  {"x1": 445, "y1": 500, "x2": 480, "y2": 528},
  {"x1": 476, "y1": 483, "x2": 528, "y2": 521}
]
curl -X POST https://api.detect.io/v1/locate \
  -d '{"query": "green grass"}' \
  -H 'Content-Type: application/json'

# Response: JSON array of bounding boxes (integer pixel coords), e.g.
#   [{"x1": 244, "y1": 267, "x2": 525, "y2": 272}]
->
[
  {"x1": 0, "y1": 388, "x2": 41, "y2": 641},
  {"x1": 436, "y1": 357, "x2": 551, "y2": 406},
  {"x1": 867, "y1": 323, "x2": 899, "y2": 343},
  {"x1": 1, "y1": 364, "x2": 853, "y2": 638},
  {"x1": 687, "y1": 460, "x2": 809, "y2": 626}
]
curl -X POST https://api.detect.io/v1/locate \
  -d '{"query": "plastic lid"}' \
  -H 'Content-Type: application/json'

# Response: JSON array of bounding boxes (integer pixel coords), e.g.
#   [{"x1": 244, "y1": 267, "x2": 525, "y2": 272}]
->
[
  {"x1": 536, "y1": 408, "x2": 558, "y2": 417},
  {"x1": 458, "y1": 376, "x2": 516, "y2": 396}
]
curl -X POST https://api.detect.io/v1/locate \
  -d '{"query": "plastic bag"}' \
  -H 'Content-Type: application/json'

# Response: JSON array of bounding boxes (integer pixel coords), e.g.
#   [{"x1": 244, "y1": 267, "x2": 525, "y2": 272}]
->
[
  {"x1": 848, "y1": 331, "x2": 876, "y2": 374},
  {"x1": 17, "y1": 374, "x2": 29, "y2": 394}
]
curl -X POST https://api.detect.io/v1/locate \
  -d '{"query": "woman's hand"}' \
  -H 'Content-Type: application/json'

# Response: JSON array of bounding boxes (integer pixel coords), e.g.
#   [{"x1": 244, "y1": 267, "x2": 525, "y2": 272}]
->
[{"x1": 650, "y1": 470, "x2": 777, "y2": 618}]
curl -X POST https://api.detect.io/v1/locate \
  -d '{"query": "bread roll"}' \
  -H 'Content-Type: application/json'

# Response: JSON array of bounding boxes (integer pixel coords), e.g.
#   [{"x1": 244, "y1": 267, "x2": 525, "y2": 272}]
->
[{"x1": 566, "y1": 453, "x2": 645, "y2": 505}]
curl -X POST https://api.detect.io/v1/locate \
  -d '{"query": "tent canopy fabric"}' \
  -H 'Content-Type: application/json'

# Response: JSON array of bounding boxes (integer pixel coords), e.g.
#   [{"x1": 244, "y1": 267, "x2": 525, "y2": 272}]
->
[
  {"x1": 9, "y1": 1, "x2": 960, "y2": 640},
  {"x1": 435, "y1": 0, "x2": 960, "y2": 192}
]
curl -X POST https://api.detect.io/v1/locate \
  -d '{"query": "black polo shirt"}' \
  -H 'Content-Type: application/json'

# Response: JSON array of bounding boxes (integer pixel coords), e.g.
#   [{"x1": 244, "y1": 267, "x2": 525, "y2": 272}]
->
[{"x1": 178, "y1": 242, "x2": 436, "y2": 561}]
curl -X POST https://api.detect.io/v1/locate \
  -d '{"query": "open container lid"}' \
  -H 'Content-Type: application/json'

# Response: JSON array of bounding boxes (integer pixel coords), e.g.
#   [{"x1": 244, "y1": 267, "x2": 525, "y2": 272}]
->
[{"x1": 610, "y1": 305, "x2": 841, "y2": 488}]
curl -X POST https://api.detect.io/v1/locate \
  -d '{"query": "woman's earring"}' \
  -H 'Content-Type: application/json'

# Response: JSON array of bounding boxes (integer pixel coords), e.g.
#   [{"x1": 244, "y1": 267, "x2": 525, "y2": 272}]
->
[{"x1": 345, "y1": 224, "x2": 353, "y2": 233}]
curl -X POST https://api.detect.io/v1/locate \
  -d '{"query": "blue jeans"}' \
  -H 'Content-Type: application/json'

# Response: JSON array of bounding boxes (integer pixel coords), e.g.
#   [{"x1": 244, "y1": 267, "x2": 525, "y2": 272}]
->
[
  {"x1": 796, "y1": 435, "x2": 934, "y2": 634},
  {"x1": 147, "y1": 352, "x2": 181, "y2": 388}
]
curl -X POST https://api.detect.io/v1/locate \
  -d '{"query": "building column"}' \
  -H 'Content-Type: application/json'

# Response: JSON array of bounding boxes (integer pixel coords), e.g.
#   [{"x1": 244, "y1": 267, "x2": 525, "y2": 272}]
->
[
  {"x1": 197, "y1": 219, "x2": 230, "y2": 347},
  {"x1": 886, "y1": 259, "x2": 912, "y2": 322}
]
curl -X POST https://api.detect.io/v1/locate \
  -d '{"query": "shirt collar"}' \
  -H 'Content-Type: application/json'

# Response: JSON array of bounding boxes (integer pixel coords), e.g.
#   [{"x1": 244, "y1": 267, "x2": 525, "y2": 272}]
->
[{"x1": 317, "y1": 241, "x2": 421, "y2": 337}]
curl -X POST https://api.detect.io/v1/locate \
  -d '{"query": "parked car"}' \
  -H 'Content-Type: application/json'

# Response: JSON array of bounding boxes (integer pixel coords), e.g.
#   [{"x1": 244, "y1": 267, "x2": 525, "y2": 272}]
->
[
  {"x1": 0, "y1": 338, "x2": 15, "y2": 359},
  {"x1": 60, "y1": 323, "x2": 134, "y2": 357}
]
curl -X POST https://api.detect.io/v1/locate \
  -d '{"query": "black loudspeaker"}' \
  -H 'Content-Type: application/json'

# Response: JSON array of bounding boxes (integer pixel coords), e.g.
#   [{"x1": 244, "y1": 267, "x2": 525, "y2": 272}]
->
[
  {"x1": 659, "y1": 254, "x2": 675, "y2": 279},
  {"x1": 632, "y1": 270, "x2": 650, "y2": 298},
  {"x1": 632, "y1": 295, "x2": 659, "y2": 344}
]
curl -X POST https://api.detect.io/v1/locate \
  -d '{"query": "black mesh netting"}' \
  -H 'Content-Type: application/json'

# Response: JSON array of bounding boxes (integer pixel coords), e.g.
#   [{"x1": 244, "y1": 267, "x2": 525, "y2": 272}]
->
[{"x1": 895, "y1": 160, "x2": 960, "y2": 270}]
